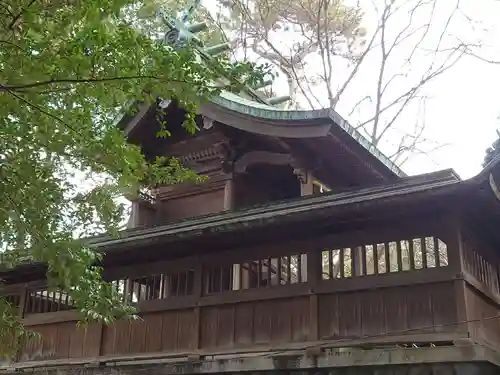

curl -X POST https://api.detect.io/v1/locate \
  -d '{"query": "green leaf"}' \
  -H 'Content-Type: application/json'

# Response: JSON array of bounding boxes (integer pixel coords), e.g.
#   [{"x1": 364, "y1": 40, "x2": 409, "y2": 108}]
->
[{"x1": 0, "y1": 0, "x2": 266, "y2": 357}]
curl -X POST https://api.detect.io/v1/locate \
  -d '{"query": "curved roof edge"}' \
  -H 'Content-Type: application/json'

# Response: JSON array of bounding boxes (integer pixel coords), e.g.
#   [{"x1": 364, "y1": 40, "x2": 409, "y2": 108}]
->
[
  {"x1": 211, "y1": 92, "x2": 406, "y2": 177},
  {"x1": 114, "y1": 92, "x2": 406, "y2": 178}
]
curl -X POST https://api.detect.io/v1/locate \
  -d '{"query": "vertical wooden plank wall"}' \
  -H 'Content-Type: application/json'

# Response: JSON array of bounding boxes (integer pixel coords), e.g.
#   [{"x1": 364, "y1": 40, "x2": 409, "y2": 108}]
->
[
  {"x1": 457, "y1": 220, "x2": 500, "y2": 348},
  {"x1": 14, "y1": 217, "x2": 499, "y2": 362},
  {"x1": 448, "y1": 217, "x2": 471, "y2": 339}
]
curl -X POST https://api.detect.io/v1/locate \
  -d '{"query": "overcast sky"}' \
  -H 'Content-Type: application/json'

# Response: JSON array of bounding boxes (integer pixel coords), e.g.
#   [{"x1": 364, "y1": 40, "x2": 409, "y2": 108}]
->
[
  {"x1": 203, "y1": 0, "x2": 500, "y2": 179},
  {"x1": 395, "y1": 0, "x2": 500, "y2": 178}
]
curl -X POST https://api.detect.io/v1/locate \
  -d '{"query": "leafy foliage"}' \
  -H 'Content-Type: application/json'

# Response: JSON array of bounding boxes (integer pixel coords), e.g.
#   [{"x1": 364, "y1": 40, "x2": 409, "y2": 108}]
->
[
  {"x1": 0, "y1": 298, "x2": 39, "y2": 357},
  {"x1": 0, "y1": 0, "x2": 267, "y2": 356}
]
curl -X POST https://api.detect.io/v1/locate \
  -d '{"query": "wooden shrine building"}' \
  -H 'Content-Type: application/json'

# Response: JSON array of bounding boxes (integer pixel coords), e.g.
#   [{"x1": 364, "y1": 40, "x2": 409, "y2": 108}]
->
[{"x1": 2, "y1": 91, "x2": 500, "y2": 375}]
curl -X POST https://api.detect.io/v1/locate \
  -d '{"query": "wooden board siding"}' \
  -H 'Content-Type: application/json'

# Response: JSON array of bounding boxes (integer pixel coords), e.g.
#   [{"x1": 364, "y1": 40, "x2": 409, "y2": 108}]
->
[
  {"x1": 159, "y1": 187, "x2": 226, "y2": 223},
  {"x1": 8, "y1": 218, "x2": 500, "y2": 364},
  {"x1": 200, "y1": 297, "x2": 310, "y2": 348},
  {"x1": 101, "y1": 309, "x2": 197, "y2": 356},
  {"x1": 318, "y1": 282, "x2": 458, "y2": 340},
  {"x1": 18, "y1": 282, "x2": 461, "y2": 360},
  {"x1": 464, "y1": 285, "x2": 500, "y2": 349},
  {"x1": 19, "y1": 322, "x2": 101, "y2": 361}
]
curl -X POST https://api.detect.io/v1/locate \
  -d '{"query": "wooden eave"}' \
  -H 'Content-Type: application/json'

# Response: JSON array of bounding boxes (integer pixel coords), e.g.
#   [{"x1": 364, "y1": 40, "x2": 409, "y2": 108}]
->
[
  {"x1": 120, "y1": 98, "x2": 405, "y2": 185},
  {"x1": 200, "y1": 100, "x2": 401, "y2": 182},
  {"x1": 3, "y1": 165, "x2": 500, "y2": 284}
]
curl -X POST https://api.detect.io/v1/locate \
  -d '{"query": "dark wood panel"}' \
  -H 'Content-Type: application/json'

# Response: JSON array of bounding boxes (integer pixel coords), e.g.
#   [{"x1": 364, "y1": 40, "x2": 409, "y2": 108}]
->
[
  {"x1": 19, "y1": 322, "x2": 101, "y2": 361},
  {"x1": 318, "y1": 282, "x2": 458, "y2": 342},
  {"x1": 465, "y1": 284, "x2": 500, "y2": 348},
  {"x1": 160, "y1": 187, "x2": 226, "y2": 223},
  {"x1": 14, "y1": 282, "x2": 471, "y2": 362},
  {"x1": 200, "y1": 297, "x2": 310, "y2": 349},
  {"x1": 100, "y1": 310, "x2": 197, "y2": 356}
]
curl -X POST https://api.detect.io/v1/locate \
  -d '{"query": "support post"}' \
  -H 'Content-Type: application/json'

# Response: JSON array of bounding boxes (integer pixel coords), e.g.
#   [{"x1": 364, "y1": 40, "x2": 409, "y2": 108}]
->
[
  {"x1": 193, "y1": 260, "x2": 203, "y2": 350},
  {"x1": 294, "y1": 167, "x2": 314, "y2": 197},
  {"x1": 224, "y1": 178, "x2": 234, "y2": 211},
  {"x1": 307, "y1": 249, "x2": 322, "y2": 341}
]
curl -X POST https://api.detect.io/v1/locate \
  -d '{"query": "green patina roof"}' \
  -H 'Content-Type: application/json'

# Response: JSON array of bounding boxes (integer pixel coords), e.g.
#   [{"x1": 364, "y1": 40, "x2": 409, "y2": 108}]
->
[
  {"x1": 214, "y1": 92, "x2": 406, "y2": 177},
  {"x1": 117, "y1": 8, "x2": 406, "y2": 178}
]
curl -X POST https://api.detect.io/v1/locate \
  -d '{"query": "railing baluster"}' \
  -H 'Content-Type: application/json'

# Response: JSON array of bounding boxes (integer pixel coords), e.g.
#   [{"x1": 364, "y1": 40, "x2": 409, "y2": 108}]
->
[
  {"x1": 267, "y1": 258, "x2": 272, "y2": 286},
  {"x1": 297, "y1": 254, "x2": 302, "y2": 283},
  {"x1": 384, "y1": 242, "x2": 390, "y2": 272},
  {"x1": 361, "y1": 246, "x2": 367, "y2": 275},
  {"x1": 287, "y1": 256, "x2": 291, "y2": 284},
  {"x1": 239, "y1": 262, "x2": 244, "y2": 289},
  {"x1": 51, "y1": 290, "x2": 56, "y2": 312},
  {"x1": 420, "y1": 237, "x2": 427, "y2": 268},
  {"x1": 256, "y1": 260, "x2": 262, "y2": 288},
  {"x1": 373, "y1": 244, "x2": 379, "y2": 275},
  {"x1": 339, "y1": 249, "x2": 345, "y2": 278},
  {"x1": 328, "y1": 250, "x2": 333, "y2": 279},
  {"x1": 408, "y1": 239, "x2": 415, "y2": 270},
  {"x1": 277, "y1": 258, "x2": 282, "y2": 285},
  {"x1": 397, "y1": 241, "x2": 403, "y2": 271}
]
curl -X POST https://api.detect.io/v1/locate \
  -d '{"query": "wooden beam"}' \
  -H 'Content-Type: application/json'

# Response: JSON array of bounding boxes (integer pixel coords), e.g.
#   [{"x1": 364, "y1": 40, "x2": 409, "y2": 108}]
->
[{"x1": 233, "y1": 151, "x2": 294, "y2": 174}]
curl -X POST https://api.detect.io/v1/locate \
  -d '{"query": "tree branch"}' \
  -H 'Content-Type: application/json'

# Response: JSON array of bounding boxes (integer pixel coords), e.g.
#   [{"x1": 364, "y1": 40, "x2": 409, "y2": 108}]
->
[
  {"x1": 8, "y1": 0, "x2": 37, "y2": 29},
  {"x1": 0, "y1": 83, "x2": 85, "y2": 138},
  {"x1": 1, "y1": 75, "x2": 230, "y2": 92}
]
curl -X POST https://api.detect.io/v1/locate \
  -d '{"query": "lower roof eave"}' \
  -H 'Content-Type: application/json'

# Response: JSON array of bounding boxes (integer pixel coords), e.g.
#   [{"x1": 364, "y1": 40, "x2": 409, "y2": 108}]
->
[
  {"x1": 3, "y1": 168, "x2": 497, "y2": 281},
  {"x1": 95, "y1": 178, "x2": 465, "y2": 252}
]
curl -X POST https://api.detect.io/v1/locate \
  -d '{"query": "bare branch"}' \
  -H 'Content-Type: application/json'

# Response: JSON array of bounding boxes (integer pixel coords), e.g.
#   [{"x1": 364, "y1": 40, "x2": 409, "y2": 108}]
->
[
  {"x1": 349, "y1": 95, "x2": 372, "y2": 118},
  {"x1": 461, "y1": 47, "x2": 500, "y2": 64},
  {"x1": 224, "y1": 0, "x2": 469, "y2": 162},
  {"x1": 356, "y1": 40, "x2": 466, "y2": 134},
  {"x1": 0, "y1": 39, "x2": 24, "y2": 51},
  {"x1": 330, "y1": 27, "x2": 378, "y2": 108}
]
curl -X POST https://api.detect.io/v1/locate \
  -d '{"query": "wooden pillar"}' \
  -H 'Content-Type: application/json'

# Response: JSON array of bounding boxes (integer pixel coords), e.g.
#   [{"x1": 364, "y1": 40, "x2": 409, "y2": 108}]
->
[
  {"x1": 224, "y1": 177, "x2": 241, "y2": 291},
  {"x1": 291, "y1": 167, "x2": 313, "y2": 286},
  {"x1": 18, "y1": 286, "x2": 27, "y2": 319},
  {"x1": 193, "y1": 260, "x2": 203, "y2": 350},
  {"x1": 127, "y1": 201, "x2": 140, "y2": 229},
  {"x1": 15, "y1": 286, "x2": 28, "y2": 362},
  {"x1": 94, "y1": 322, "x2": 104, "y2": 358},
  {"x1": 449, "y1": 216, "x2": 471, "y2": 340},
  {"x1": 296, "y1": 165, "x2": 321, "y2": 340},
  {"x1": 224, "y1": 178, "x2": 234, "y2": 211},
  {"x1": 351, "y1": 245, "x2": 364, "y2": 276},
  {"x1": 294, "y1": 167, "x2": 313, "y2": 281},
  {"x1": 447, "y1": 215, "x2": 466, "y2": 275},
  {"x1": 232, "y1": 264, "x2": 241, "y2": 291},
  {"x1": 294, "y1": 167, "x2": 314, "y2": 197},
  {"x1": 307, "y1": 247, "x2": 322, "y2": 341}
]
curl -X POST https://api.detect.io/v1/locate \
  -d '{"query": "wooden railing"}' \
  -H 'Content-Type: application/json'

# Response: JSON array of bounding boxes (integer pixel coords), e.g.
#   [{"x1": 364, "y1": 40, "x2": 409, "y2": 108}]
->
[
  {"x1": 460, "y1": 230, "x2": 500, "y2": 349},
  {"x1": 17, "y1": 235, "x2": 450, "y2": 318},
  {"x1": 2, "y1": 229, "x2": 499, "y2": 363},
  {"x1": 322, "y1": 236, "x2": 448, "y2": 279},
  {"x1": 203, "y1": 252, "x2": 308, "y2": 294}
]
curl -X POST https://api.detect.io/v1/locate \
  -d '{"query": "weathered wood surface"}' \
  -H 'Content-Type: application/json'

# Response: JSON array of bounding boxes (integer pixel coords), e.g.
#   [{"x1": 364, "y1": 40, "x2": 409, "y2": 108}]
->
[
  {"x1": 18, "y1": 281, "x2": 460, "y2": 361},
  {"x1": 3, "y1": 218, "x2": 500, "y2": 365}
]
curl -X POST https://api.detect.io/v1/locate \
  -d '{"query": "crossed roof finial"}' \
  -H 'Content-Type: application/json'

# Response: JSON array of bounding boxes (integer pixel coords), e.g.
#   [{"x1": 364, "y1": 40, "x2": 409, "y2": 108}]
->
[{"x1": 157, "y1": 0, "x2": 203, "y2": 48}]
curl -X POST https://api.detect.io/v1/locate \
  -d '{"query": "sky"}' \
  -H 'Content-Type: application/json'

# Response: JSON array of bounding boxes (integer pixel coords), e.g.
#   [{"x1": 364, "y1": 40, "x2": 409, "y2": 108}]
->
[
  {"x1": 201, "y1": 0, "x2": 500, "y2": 179},
  {"x1": 391, "y1": 0, "x2": 500, "y2": 178}
]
